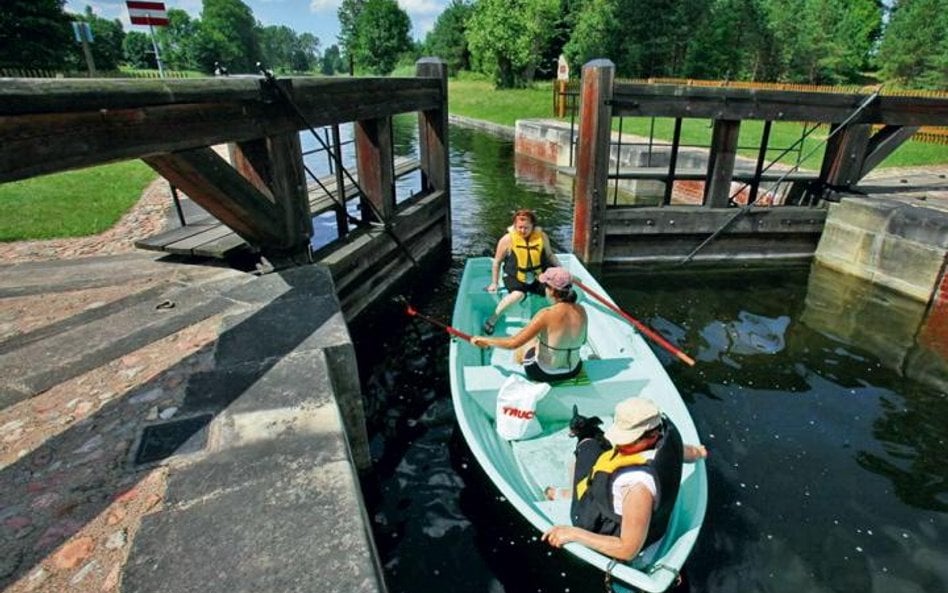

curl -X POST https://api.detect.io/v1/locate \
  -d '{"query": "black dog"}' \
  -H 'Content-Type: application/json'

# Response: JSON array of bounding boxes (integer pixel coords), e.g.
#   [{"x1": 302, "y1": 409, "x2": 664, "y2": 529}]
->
[{"x1": 568, "y1": 404, "x2": 611, "y2": 453}]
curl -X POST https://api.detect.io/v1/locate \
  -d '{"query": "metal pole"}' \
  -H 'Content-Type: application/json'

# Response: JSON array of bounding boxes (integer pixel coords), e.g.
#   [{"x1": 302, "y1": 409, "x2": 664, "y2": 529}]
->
[
  {"x1": 148, "y1": 21, "x2": 165, "y2": 78},
  {"x1": 170, "y1": 184, "x2": 186, "y2": 226}
]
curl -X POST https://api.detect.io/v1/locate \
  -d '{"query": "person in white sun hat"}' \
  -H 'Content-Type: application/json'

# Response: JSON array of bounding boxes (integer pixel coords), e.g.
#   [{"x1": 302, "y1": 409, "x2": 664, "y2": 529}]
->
[{"x1": 542, "y1": 397, "x2": 707, "y2": 560}]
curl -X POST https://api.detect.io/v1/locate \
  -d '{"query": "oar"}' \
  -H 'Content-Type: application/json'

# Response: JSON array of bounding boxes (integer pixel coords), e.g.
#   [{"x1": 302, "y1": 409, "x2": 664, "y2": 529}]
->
[
  {"x1": 398, "y1": 297, "x2": 473, "y2": 342},
  {"x1": 573, "y1": 280, "x2": 696, "y2": 367}
]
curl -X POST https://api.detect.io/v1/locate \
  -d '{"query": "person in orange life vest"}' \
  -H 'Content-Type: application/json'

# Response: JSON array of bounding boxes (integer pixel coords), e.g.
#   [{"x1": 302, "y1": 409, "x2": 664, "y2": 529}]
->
[
  {"x1": 542, "y1": 398, "x2": 707, "y2": 561},
  {"x1": 482, "y1": 209, "x2": 560, "y2": 335},
  {"x1": 472, "y1": 267, "x2": 587, "y2": 382}
]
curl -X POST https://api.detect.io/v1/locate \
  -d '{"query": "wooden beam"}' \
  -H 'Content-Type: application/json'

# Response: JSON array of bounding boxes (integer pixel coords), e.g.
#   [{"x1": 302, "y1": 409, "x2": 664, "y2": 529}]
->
[
  {"x1": 703, "y1": 119, "x2": 741, "y2": 207},
  {"x1": 416, "y1": 58, "x2": 451, "y2": 241},
  {"x1": 572, "y1": 59, "x2": 614, "y2": 264},
  {"x1": 0, "y1": 80, "x2": 441, "y2": 182},
  {"x1": 610, "y1": 84, "x2": 948, "y2": 126},
  {"x1": 143, "y1": 147, "x2": 286, "y2": 248},
  {"x1": 860, "y1": 125, "x2": 920, "y2": 178},
  {"x1": 0, "y1": 76, "x2": 441, "y2": 115},
  {"x1": 228, "y1": 139, "x2": 275, "y2": 201},
  {"x1": 821, "y1": 124, "x2": 872, "y2": 189},
  {"x1": 603, "y1": 206, "x2": 827, "y2": 235},
  {"x1": 355, "y1": 116, "x2": 395, "y2": 222}
]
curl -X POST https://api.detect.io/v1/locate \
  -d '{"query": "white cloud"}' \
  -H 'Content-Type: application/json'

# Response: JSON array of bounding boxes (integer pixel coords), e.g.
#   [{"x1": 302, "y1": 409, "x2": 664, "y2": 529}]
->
[
  {"x1": 398, "y1": 0, "x2": 444, "y2": 17},
  {"x1": 310, "y1": 0, "x2": 340, "y2": 12}
]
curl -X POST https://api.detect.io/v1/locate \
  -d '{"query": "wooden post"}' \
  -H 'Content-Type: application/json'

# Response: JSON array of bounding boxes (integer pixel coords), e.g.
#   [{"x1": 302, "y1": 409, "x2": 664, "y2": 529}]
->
[
  {"x1": 355, "y1": 116, "x2": 394, "y2": 223},
  {"x1": 703, "y1": 119, "x2": 741, "y2": 208},
  {"x1": 821, "y1": 123, "x2": 872, "y2": 189},
  {"x1": 230, "y1": 132, "x2": 313, "y2": 253},
  {"x1": 572, "y1": 59, "x2": 614, "y2": 264},
  {"x1": 267, "y1": 131, "x2": 313, "y2": 252},
  {"x1": 416, "y1": 58, "x2": 451, "y2": 240}
]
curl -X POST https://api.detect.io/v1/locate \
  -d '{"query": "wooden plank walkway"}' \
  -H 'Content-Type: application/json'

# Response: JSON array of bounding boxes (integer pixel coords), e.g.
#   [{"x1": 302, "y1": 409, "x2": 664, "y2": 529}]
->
[{"x1": 136, "y1": 157, "x2": 420, "y2": 258}]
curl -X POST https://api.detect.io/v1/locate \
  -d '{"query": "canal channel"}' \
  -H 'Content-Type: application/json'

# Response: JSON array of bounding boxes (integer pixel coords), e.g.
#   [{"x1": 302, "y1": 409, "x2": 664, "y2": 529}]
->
[{"x1": 337, "y1": 123, "x2": 946, "y2": 593}]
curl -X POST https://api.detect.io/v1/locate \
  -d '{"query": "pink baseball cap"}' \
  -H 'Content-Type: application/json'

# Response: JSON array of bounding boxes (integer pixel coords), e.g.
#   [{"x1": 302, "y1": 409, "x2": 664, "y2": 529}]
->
[{"x1": 538, "y1": 267, "x2": 572, "y2": 290}]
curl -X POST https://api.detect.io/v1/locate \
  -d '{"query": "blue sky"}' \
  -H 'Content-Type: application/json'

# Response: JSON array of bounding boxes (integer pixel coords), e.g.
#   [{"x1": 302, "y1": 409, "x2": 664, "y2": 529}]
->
[{"x1": 65, "y1": 0, "x2": 448, "y2": 47}]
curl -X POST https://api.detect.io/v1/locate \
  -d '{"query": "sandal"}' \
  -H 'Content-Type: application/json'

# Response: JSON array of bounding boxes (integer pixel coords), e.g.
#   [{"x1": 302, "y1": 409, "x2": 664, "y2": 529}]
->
[{"x1": 482, "y1": 318, "x2": 496, "y2": 335}]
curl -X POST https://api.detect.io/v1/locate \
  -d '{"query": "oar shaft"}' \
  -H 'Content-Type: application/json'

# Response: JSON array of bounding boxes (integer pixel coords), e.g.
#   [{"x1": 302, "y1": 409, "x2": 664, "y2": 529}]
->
[
  {"x1": 407, "y1": 308, "x2": 473, "y2": 342},
  {"x1": 575, "y1": 280, "x2": 696, "y2": 367}
]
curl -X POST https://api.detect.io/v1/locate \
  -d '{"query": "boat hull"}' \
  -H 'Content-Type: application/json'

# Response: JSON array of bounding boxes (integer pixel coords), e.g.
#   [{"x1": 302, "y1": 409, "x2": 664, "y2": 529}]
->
[{"x1": 449, "y1": 255, "x2": 707, "y2": 592}]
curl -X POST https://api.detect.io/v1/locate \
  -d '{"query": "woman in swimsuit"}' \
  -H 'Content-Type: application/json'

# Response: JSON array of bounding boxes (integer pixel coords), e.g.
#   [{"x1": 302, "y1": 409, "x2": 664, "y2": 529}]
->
[{"x1": 472, "y1": 267, "x2": 587, "y2": 382}]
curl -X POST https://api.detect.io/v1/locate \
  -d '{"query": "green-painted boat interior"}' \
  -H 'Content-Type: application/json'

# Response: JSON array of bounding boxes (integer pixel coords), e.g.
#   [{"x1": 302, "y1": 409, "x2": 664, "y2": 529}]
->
[{"x1": 450, "y1": 256, "x2": 708, "y2": 593}]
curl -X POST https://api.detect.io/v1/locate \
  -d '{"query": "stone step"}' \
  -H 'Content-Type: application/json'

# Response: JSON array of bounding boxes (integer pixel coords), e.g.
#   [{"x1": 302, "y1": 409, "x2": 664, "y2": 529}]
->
[{"x1": 0, "y1": 269, "x2": 252, "y2": 409}]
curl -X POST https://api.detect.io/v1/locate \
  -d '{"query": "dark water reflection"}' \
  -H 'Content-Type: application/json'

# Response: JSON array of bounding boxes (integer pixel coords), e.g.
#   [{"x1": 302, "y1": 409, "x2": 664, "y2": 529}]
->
[{"x1": 349, "y1": 126, "x2": 948, "y2": 593}]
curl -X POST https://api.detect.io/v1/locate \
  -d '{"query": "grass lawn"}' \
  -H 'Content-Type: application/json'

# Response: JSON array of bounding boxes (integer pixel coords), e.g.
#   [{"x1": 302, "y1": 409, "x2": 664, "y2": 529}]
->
[{"x1": 0, "y1": 161, "x2": 156, "y2": 242}]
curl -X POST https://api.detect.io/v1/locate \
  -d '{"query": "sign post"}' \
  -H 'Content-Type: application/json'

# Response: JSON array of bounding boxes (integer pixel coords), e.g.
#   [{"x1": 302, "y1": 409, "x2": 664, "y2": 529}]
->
[
  {"x1": 555, "y1": 55, "x2": 570, "y2": 118},
  {"x1": 126, "y1": 1, "x2": 169, "y2": 77},
  {"x1": 71, "y1": 21, "x2": 96, "y2": 76}
]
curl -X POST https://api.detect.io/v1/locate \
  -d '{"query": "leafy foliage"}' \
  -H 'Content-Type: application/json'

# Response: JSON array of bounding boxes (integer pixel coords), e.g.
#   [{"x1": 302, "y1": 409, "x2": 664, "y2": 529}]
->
[
  {"x1": 259, "y1": 26, "x2": 320, "y2": 73},
  {"x1": 423, "y1": 0, "x2": 474, "y2": 75},
  {"x1": 321, "y1": 44, "x2": 346, "y2": 75},
  {"x1": 123, "y1": 31, "x2": 155, "y2": 69},
  {"x1": 0, "y1": 0, "x2": 73, "y2": 69},
  {"x1": 877, "y1": 0, "x2": 948, "y2": 89},
  {"x1": 466, "y1": 0, "x2": 559, "y2": 87},
  {"x1": 337, "y1": 0, "x2": 366, "y2": 60},
  {"x1": 352, "y1": 0, "x2": 412, "y2": 75},
  {"x1": 197, "y1": 0, "x2": 259, "y2": 73}
]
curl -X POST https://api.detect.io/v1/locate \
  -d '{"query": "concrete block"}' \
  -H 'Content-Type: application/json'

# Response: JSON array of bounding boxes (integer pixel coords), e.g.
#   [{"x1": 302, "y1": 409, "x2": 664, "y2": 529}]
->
[
  {"x1": 214, "y1": 295, "x2": 351, "y2": 365},
  {"x1": 124, "y1": 445, "x2": 381, "y2": 593},
  {"x1": 875, "y1": 235, "x2": 944, "y2": 301},
  {"x1": 814, "y1": 220, "x2": 878, "y2": 278},
  {"x1": 183, "y1": 350, "x2": 336, "y2": 415}
]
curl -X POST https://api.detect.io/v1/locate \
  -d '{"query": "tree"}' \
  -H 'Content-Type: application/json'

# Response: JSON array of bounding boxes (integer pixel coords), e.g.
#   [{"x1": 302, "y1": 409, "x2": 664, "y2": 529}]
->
[
  {"x1": 878, "y1": 0, "x2": 948, "y2": 88},
  {"x1": 197, "y1": 0, "x2": 259, "y2": 73},
  {"x1": 0, "y1": 0, "x2": 73, "y2": 69},
  {"x1": 424, "y1": 0, "x2": 474, "y2": 75},
  {"x1": 321, "y1": 43, "x2": 344, "y2": 74},
  {"x1": 352, "y1": 0, "x2": 412, "y2": 75},
  {"x1": 337, "y1": 0, "x2": 365, "y2": 65},
  {"x1": 564, "y1": 0, "x2": 708, "y2": 78},
  {"x1": 123, "y1": 30, "x2": 155, "y2": 69},
  {"x1": 684, "y1": 0, "x2": 774, "y2": 80},
  {"x1": 155, "y1": 8, "x2": 200, "y2": 71},
  {"x1": 466, "y1": 0, "x2": 559, "y2": 87}
]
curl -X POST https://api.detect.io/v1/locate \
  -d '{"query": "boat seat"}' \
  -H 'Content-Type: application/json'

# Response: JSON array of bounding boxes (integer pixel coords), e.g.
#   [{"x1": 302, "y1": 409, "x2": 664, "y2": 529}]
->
[{"x1": 462, "y1": 358, "x2": 649, "y2": 423}]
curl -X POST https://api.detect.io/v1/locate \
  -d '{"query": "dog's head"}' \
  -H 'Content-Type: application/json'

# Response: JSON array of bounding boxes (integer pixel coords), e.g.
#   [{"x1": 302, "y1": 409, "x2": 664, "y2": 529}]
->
[{"x1": 568, "y1": 404, "x2": 603, "y2": 439}]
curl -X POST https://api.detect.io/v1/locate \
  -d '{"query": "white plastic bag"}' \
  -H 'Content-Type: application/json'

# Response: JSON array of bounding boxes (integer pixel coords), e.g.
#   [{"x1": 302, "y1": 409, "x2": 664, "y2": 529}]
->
[{"x1": 495, "y1": 374, "x2": 550, "y2": 441}]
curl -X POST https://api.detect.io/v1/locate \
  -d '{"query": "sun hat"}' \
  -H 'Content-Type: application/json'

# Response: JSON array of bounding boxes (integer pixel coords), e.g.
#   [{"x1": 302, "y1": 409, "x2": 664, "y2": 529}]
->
[
  {"x1": 538, "y1": 267, "x2": 572, "y2": 290},
  {"x1": 604, "y1": 398, "x2": 662, "y2": 446}
]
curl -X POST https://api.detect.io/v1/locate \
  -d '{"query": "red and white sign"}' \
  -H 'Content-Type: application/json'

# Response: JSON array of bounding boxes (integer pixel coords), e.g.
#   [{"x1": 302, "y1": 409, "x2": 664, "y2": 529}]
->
[{"x1": 127, "y1": 1, "x2": 169, "y2": 26}]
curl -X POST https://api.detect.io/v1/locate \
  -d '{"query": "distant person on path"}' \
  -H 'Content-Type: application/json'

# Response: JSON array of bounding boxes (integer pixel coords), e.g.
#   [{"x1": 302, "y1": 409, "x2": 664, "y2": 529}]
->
[
  {"x1": 542, "y1": 398, "x2": 707, "y2": 561},
  {"x1": 482, "y1": 209, "x2": 560, "y2": 335},
  {"x1": 472, "y1": 267, "x2": 587, "y2": 382}
]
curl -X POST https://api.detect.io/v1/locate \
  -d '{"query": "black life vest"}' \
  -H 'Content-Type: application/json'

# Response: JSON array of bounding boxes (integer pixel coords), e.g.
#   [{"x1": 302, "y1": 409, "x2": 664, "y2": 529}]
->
[{"x1": 571, "y1": 419, "x2": 683, "y2": 546}]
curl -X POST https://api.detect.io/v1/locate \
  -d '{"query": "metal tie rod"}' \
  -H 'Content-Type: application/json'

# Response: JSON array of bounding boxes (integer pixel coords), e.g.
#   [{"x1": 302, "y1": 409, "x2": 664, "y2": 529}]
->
[
  {"x1": 258, "y1": 64, "x2": 418, "y2": 267},
  {"x1": 678, "y1": 88, "x2": 882, "y2": 265}
]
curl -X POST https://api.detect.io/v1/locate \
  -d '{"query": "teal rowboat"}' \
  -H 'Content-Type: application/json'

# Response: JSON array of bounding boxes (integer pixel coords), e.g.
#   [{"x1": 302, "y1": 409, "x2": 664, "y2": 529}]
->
[{"x1": 449, "y1": 255, "x2": 707, "y2": 593}]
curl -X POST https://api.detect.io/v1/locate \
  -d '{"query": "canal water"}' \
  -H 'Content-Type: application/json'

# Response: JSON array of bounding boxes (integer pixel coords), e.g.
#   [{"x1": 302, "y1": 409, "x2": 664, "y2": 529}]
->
[{"x1": 344, "y1": 123, "x2": 947, "y2": 593}]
